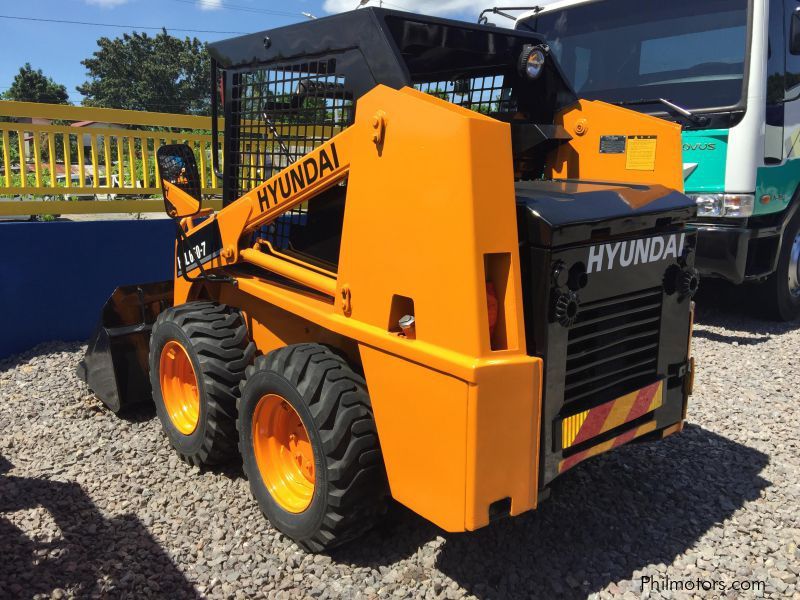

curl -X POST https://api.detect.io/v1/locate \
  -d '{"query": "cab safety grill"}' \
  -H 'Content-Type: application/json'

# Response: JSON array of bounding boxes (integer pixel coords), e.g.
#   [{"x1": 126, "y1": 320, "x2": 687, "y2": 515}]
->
[
  {"x1": 563, "y1": 288, "x2": 662, "y2": 408},
  {"x1": 228, "y1": 59, "x2": 353, "y2": 254},
  {"x1": 414, "y1": 75, "x2": 513, "y2": 115}
]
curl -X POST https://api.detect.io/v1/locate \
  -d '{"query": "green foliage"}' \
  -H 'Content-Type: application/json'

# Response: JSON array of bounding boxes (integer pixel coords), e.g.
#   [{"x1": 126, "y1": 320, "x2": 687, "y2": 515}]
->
[
  {"x1": 78, "y1": 29, "x2": 211, "y2": 115},
  {"x1": 272, "y1": 95, "x2": 335, "y2": 124},
  {"x1": 8, "y1": 169, "x2": 38, "y2": 188},
  {"x1": 472, "y1": 102, "x2": 499, "y2": 116},
  {"x1": 7, "y1": 166, "x2": 66, "y2": 192},
  {"x1": 427, "y1": 87, "x2": 451, "y2": 101},
  {"x1": 1, "y1": 63, "x2": 69, "y2": 104},
  {"x1": 423, "y1": 85, "x2": 499, "y2": 115},
  {"x1": 0, "y1": 130, "x2": 81, "y2": 173}
]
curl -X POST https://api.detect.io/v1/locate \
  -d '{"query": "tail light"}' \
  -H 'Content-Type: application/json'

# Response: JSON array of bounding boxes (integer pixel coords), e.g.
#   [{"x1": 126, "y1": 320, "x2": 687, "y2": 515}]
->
[{"x1": 486, "y1": 281, "x2": 499, "y2": 337}]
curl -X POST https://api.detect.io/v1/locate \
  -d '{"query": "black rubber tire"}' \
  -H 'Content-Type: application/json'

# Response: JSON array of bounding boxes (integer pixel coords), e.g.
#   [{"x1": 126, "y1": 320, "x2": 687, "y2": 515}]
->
[
  {"x1": 237, "y1": 344, "x2": 387, "y2": 552},
  {"x1": 763, "y1": 210, "x2": 800, "y2": 321},
  {"x1": 149, "y1": 301, "x2": 255, "y2": 466}
]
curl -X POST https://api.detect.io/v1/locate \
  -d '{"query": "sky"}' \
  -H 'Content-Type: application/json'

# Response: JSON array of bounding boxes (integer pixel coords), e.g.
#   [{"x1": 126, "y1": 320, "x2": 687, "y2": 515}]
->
[{"x1": 0, "y1": 0, "x2": 539, "y2": 104}]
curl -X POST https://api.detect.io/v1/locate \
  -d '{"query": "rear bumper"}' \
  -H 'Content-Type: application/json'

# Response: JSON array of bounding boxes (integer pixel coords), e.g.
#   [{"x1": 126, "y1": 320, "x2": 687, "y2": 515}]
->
[
  {"x1": 556, "y1": 379, "x2": 689, "y2": 475},
  {"x1": 694, "y1": 223, "x2": 780, "y2": 284}
]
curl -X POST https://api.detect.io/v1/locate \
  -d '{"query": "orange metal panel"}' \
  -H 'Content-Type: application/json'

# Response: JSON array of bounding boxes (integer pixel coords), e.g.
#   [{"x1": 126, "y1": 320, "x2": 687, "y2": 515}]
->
[
  {"x1": 337, "y1": 86, "x2": 527, "y2": 359},
  {"x1": 239, "y1": 248, "x2": 336, "y2": 297},
  {"x1": 465, "y1": 359, "x2": 542, "y2": 529},
  {"x1": 217, "y1": 285, "x2": 359, "y2": 362},
  {"x1": 337, "y1": 86, "x2": 540, "y2": 529},
  {"x1": 359, "y1": 345, "x2": 470, "y2": 532},
  {"x1": 547, "y1": 100, "x2": 684, "y2": 193}
]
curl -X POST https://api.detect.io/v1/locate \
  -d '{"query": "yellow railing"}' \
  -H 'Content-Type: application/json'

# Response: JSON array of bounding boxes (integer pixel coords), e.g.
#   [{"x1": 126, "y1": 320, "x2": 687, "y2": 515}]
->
[{"x1": 0, "y1": 100, "x2": 224, "y2": 215}]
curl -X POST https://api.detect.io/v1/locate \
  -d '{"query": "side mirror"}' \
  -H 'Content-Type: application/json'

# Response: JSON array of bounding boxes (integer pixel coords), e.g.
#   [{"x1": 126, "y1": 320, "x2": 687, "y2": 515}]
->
[
  {"x1": 791, "y1": 9, "x2": 800, "y2": 55},
  {"x1": 157, "y1": 144, "x2": 202, "y2": 218},
  {"x1": 453, "y1": 78, "x2": 471, "y2": 96}
]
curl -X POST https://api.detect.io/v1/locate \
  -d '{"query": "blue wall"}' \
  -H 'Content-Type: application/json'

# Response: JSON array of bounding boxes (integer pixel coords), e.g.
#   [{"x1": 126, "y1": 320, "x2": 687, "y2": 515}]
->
[{"x1": 1, "y1": 219, "x2": 175, "y2": 358}]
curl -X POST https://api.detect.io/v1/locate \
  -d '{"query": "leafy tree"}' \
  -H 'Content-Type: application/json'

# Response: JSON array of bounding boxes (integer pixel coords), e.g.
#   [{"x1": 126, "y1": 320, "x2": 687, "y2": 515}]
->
[
  {"x1": 1, "y1": 65, "x2": 70, "y2": 170},
  {"x1": 2, "y1": 63, "x2": 69, "y2": 104},
  {"x1": 78, "y1": 30, "x2": 210, "y2": 115}
]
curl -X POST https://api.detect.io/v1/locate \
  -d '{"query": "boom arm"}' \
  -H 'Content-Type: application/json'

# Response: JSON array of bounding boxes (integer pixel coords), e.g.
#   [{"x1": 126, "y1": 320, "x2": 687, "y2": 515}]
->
[{"x1": 169, "y1": 123, "x2": 357, "y2": 291}]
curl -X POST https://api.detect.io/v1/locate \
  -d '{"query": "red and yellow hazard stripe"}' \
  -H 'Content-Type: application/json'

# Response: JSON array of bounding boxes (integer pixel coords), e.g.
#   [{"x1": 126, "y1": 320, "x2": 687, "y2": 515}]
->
[
  {"x1": 561, "y1": 380, "x2": 663, "y2": 450},
  {"x1": 558, "y1": 421, "x2": 658, "y2": 473}
]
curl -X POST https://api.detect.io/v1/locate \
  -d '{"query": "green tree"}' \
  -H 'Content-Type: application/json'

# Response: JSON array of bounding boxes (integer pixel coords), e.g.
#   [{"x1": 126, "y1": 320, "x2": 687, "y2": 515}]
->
[
  {"x1": 2, "y1": 63, "x2": 69, "y2": 104},
  {"x1": 78, "y1": 29, "x2": 210, "y2": 115},
  {"x1": 1, "y1": 65, "x2": 70, "y2": 171}
]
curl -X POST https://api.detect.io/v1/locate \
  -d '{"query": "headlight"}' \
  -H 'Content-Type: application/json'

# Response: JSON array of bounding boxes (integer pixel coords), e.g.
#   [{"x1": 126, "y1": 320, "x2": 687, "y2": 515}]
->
[
  {"x1": 519, "y1": 45, "x2": 547, "y2": 80},
  {"x1": 693, "y1": 194, "x2": 724, "y2": 217},
  {"x1": 723, "y1": 194, "x2": 755, "y2": 217},
  {"x1": 690, "y1": 193, "x2": 754, "y2": 218}
]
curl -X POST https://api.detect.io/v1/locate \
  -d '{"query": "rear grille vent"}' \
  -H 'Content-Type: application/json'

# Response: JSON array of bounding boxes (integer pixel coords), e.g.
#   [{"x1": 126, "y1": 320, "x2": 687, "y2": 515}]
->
[{"x1": 564, "y1": 288, "x2": 662, "y2": 409}]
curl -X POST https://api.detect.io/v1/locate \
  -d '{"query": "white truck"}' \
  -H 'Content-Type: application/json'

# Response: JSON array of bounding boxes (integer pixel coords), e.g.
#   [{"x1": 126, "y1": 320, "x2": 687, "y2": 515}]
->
[{"x1": 517, "y1": 0, "x2": 800, "y2": 319}]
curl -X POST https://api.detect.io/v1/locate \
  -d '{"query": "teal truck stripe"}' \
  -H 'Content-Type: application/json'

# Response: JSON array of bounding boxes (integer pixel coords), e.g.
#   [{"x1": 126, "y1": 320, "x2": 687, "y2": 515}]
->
[
  {"x1": 682, "y1": 129, "x2": 728, "y2": 193},
  {"x1": 682, "y1": 128, "x2": 798, "y2": 216},
  {"x1": 756, "y1": 159, "x2": 800, "y2": 216}
]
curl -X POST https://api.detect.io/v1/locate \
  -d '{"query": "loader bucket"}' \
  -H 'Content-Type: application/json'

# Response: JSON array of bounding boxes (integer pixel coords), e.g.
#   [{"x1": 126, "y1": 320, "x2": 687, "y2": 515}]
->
[{"x1": 76, "y1": 282, "x2": 173, "y2": 413}]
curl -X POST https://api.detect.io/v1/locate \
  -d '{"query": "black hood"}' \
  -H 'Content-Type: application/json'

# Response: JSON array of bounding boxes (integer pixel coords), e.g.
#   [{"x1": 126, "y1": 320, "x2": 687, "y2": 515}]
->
[{"x1": 516, "y1": 180, "x2": 696, "y2": 248}]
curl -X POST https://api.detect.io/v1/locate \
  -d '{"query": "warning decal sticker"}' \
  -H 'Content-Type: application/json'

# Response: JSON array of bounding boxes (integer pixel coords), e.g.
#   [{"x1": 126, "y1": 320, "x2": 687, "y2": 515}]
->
[{"x1": 625, "y1": 136, "x2": 657, "y2": 171}]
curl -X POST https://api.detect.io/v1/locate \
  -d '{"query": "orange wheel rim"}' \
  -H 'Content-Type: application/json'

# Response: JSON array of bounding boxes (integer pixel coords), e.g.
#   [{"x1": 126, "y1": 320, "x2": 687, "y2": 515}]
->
[
  {"x1": 159, "y1": 340, "x2": 200, "y2": 435},
  {"x1": 252, "y1": 394, "x2": 315, "y2": 513}
]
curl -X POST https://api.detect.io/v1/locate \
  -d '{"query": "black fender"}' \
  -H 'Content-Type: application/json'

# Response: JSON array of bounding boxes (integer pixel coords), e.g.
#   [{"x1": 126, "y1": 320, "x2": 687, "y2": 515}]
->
[
  {"x1": 77, "y1": 281, "x2": 173, "y2": 413},
  {"x1": 780, "y1": 187, "x2": 800, "y2": 231}
]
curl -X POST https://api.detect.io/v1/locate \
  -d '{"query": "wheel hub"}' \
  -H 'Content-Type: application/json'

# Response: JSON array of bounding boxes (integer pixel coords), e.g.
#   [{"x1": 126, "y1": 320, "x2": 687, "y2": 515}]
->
[
  {"x1": 252, "y1": 393, "x2": 315, "y2": 513},
  {"x1": 159, "y1": 340, "x2": 200, "y2": 435},
  {"x1": 789, "y1": 230, "x2": 800, "y2": 299}
]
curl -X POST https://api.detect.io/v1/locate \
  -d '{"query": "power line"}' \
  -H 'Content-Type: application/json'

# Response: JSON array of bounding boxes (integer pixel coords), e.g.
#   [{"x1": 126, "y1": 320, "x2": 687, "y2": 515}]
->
[{"x1": 0, "y1": 14, "x2": 247, "y2": 35}]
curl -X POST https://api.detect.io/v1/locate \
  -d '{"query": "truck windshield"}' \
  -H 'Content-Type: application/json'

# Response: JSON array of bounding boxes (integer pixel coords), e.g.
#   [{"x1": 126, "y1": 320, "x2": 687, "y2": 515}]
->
[{"x1": 521, "y1": 0, "x2": 750, "y2": 111}]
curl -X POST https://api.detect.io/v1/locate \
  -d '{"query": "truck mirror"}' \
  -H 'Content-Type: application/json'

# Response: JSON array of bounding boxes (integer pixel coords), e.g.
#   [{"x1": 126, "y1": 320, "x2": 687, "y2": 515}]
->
[
  {"x1": 157, "y1": 144, "x2": 202, "y2": 218},
  {"x1": 791, "y1": 9, "x2": 800, "y2": 55}
]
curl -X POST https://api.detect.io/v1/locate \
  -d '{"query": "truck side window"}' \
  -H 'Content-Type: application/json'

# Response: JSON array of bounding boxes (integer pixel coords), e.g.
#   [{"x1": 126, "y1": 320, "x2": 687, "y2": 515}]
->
[
  {"x1": 784, "y1": 0, "x2": 800, "y2": 93},
  {"x1": 766, "y1": 0, "x2": 787, "y2": 163},
  {"x1": 767, "y1": 0, "x2": 786, "y2": 103}
]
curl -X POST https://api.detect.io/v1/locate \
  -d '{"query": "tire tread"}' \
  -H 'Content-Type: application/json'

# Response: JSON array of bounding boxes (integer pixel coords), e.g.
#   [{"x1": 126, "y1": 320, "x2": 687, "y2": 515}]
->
[
  {"x1": 238, "y1": 343, "x2": 386, "y2": 551},
  {"x1": 150, "y1": 301, "x2": 255, "y2": 466}
]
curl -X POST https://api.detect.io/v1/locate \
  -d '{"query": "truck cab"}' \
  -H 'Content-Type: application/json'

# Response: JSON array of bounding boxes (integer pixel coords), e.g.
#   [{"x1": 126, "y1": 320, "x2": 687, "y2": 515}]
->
[{"x1": 518, "y1": 0, "x2": 800, "y2": 319}]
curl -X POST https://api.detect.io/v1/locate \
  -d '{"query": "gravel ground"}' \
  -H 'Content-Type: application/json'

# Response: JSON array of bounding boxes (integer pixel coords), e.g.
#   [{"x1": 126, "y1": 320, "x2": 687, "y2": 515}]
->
[{"x1": 1, "y1": 289, "x2": 798, "y2": 599}]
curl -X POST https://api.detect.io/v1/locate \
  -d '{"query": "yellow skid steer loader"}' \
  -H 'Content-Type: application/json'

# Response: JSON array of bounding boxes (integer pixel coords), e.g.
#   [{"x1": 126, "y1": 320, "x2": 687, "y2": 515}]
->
[{"x1": 79, "y1": 9, "x2": 697, "y2": 551}]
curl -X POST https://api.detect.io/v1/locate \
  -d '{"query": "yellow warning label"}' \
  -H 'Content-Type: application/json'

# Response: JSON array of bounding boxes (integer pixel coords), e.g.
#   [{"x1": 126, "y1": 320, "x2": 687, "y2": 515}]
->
[{"x1": 625, "y1": 136, "x2": 657, "y2": 171}]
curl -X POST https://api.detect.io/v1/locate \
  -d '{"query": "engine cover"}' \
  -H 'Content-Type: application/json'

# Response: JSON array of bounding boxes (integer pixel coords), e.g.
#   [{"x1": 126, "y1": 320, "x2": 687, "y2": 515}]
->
[{"x1": 516, "y1": 180, "x2": 697, "y2": 486}]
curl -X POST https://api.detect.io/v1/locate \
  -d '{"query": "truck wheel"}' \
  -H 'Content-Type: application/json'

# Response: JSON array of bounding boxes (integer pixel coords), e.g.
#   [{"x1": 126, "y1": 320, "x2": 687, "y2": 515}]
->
[
  {"x1": 237, "y1": 344, "x2": 387, "y2": 552},
  {"x1": 764, "y1": 211, "x2": 800, "y2": 321},
  {"x1": 149, "y1": 302, "x2": 255, "y2": 466}
]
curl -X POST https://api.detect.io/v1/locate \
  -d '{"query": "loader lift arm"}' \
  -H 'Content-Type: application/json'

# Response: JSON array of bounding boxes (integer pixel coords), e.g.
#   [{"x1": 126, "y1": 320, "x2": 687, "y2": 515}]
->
[{"x1": 164, "y1": 124, "x2": 356, "y2": 296}]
